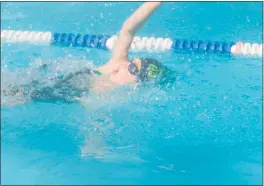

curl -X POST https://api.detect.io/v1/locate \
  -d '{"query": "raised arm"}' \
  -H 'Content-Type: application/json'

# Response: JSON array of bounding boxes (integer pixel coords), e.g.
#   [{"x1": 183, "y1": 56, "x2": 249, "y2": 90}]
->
[{"x1": 110, "y1": 2, "x2": 162, "y2": 62}]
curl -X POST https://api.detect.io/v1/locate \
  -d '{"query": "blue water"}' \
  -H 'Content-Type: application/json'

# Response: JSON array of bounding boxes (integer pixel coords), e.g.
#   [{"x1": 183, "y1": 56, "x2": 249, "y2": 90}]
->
[{"x1": 1, "y1": 2, "x2": 263, "y2": 185}]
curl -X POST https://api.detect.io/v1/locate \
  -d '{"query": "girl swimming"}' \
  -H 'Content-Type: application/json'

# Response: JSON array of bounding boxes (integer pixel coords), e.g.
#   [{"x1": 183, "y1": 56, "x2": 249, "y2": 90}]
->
[{"x1": 2, "y1": 2, "x2": 168, "y2": 105}]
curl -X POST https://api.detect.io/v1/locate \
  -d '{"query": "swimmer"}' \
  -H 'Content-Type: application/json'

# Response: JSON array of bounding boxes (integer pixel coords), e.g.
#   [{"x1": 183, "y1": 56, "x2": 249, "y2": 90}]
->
[{"x1": 2, "y1": 2, "x2": 170, "y2": 105}]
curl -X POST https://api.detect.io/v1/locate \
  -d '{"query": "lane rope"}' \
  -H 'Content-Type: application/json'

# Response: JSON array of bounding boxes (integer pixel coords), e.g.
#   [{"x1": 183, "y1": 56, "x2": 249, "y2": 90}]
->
[{"x1": 1, "y1": 30, "x2": 262, "y2": 57}]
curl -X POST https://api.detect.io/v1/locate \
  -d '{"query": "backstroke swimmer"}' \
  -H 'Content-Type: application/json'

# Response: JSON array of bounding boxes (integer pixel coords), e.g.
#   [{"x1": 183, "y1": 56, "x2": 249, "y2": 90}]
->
[{"x1": 2, "y1": 2, "x2": 172, "y2": 106}]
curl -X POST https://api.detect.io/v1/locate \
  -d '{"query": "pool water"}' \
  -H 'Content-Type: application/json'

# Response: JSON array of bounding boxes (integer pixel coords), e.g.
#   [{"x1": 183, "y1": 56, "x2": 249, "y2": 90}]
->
[{"x1": 1, "y1": 2, "x2": 263, "y2": 185}]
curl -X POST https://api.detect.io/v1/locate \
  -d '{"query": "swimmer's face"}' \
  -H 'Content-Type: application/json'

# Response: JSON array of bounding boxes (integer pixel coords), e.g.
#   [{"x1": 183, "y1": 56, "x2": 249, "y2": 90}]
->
[{"x1": 110, "y1": 58, "x2": 142, "y2": 85}]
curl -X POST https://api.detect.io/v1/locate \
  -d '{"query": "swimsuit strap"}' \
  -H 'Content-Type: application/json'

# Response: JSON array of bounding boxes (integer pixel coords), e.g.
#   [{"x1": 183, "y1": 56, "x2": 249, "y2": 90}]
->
[{"x1": 92, "y1": 69, "x2": 102, "y2": 76}]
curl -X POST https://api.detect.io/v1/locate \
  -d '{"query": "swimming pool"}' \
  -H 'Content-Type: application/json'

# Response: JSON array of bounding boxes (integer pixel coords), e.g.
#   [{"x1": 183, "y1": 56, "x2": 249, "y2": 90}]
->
[{"x1": 1, "y1": 2, "x2": 263, "y2": 184}]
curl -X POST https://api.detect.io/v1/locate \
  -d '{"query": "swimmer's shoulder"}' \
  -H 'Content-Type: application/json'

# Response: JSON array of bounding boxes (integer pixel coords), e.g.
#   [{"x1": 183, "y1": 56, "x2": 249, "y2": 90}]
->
[{"x1": 97, "y1": 59, "x2": 124, "y2": 75}]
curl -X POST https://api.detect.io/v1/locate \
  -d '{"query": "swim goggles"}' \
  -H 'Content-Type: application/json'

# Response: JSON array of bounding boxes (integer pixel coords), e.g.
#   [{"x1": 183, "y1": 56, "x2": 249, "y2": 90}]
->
[{"x1": 128, "y1": 61, "x2": 141, "y2": 82}]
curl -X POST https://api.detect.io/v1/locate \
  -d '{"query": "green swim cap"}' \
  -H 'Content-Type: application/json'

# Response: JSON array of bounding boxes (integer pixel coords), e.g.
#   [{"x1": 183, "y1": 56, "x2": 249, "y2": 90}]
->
[{"x1": 137, "y1": 58, "x2": 167, "y2": 82}]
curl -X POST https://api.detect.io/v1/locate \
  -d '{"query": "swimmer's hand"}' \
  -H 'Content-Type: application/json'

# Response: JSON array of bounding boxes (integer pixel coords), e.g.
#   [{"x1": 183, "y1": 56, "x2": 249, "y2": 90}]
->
[{"x1": 110, "y1": 2, "x2": 162, "y2": 62}]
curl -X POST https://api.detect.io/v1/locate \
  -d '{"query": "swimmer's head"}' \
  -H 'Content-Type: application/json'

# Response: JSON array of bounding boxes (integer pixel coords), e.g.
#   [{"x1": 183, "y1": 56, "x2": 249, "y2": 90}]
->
[
  {"x1": 110, "y1": 58, "x2": 168, "y2": 85},
  {"x1": 130, "y1": 58, "x2": 167, "y2": 82}
]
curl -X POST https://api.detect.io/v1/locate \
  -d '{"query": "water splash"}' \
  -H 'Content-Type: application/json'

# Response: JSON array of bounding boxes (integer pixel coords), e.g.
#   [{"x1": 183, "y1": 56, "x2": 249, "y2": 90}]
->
[{"x1": 1, "y1": 57, "x2": 95, "y2": 106}]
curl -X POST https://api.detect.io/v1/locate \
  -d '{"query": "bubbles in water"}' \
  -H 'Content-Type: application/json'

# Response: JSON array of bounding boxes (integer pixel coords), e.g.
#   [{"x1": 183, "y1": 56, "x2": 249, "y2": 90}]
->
[{"x1": 100, "y1": 12, "x2": 104, "y2": 19}]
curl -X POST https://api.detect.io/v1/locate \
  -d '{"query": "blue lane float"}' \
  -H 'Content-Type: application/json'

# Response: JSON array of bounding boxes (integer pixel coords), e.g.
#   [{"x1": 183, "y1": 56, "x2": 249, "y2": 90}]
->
[{"x1": 51, "y1": 33, "x2": 110, "y2": 49}]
